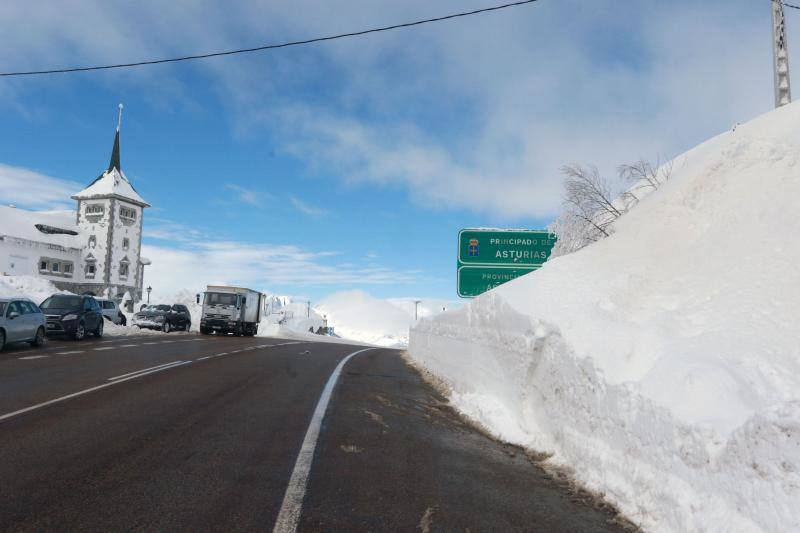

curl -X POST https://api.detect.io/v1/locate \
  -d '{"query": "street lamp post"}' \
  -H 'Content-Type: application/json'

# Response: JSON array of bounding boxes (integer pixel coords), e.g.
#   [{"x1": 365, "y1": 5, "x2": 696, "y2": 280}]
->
[
  {"x1": 146, "y1": 286, "x2": 152, "y2": 304},
  {"x1": 414, "y1": 300, "x2": 422, "y2": 321}
]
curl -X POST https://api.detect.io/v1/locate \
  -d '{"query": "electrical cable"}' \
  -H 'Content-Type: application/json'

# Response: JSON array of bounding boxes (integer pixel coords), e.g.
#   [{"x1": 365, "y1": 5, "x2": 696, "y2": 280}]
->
[{"x1": 0, "y1": 0, "x2": 540, "y2": 78}]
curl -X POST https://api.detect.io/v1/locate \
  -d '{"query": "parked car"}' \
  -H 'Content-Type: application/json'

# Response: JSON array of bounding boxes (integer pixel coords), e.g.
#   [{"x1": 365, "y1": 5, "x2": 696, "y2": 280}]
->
[
  {"x1": 96, "y1": 298, "x2": 127, "y2": 325},
  {"x1": 0, "y1": 298, "x2": 47, "y2": 350},
  {"x1": 133, "y1": 304, "x2": 191, "y2": 333},
  {"x1": 40, "y1": 294, "x2": 104, "y2": 340}
]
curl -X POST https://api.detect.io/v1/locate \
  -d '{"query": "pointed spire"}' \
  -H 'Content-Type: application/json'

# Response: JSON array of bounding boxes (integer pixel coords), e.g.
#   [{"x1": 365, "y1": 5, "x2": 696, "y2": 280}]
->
[{"x1": 108, "y1": 103, "x2": 123, "y2": 172}]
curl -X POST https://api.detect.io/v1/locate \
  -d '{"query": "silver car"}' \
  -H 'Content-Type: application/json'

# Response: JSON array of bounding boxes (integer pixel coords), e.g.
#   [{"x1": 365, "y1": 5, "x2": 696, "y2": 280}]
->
[
  {"x1": 95, "y1": 298, "x2": 127, "y2": 326},
  {"x1": 0, "y1": 298, "x2": 47, "y2": 350}
]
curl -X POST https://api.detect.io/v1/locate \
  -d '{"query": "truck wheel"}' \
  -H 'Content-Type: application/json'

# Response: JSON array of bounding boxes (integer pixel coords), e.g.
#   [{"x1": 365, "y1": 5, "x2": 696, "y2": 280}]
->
[
  {"x1": 163, "y1": 321, "x2": 171, "y2": 333},
  {"x1": 200, "y1": 327, "x2": 209, "y2": 335}
]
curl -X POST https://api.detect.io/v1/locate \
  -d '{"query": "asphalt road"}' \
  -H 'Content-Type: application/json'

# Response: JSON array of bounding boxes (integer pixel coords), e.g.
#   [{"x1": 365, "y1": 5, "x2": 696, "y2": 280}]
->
[{"x1": 0, "y1": 332, "x2": 628, "y2": 532}]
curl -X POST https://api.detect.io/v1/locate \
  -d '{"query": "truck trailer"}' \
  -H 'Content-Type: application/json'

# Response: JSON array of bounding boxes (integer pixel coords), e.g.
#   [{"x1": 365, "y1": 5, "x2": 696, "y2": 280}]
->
[{"x1": 198, "y1": 285, "x2": 263, "y2": 336}]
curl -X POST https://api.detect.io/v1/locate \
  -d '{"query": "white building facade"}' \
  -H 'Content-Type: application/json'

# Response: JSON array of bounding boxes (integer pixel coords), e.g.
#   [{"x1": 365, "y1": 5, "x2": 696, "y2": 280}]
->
[{"x1": 0, "y1": 109, "x2": 151, "y2": 302}]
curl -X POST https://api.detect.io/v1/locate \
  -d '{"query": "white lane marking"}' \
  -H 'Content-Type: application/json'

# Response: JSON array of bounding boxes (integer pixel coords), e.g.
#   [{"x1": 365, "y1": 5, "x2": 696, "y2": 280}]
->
[
  {"x1": 19, "y1": 355, "x2": 49, "y2": 360},
  {"x1": 159, "y1": 341, "x2": 175, "y2": 344},
  {"x1": 93, "y1": 347, "x2": 114, "y2": 351},
  {"x1": 272, "y1": 347, "x2": 373, "y2": 533},
  {"x1": 119, "y1": 344, "x2": 139, "y2": 348},
  {"x1": 55, "y1": 351, "x2": 84, "y2": 355},
  {"x1": 0, "y1": 361, "x2": 192, "y2": 424},
  {"x1": 196, "y1": 356, "x2": 212, "y2": 361},
  {"x1": 142, "y1": 342, "x2": 159, "y2": 345},
  {"x1": 108, "y1": 361, "x2": 184, "y2": 381},
  {"x1": 216, "y1": 352, "x2": 228, "y2": 356},
  {"x1": 99, "y1": 340, "x2": 114, "y2": 344}
]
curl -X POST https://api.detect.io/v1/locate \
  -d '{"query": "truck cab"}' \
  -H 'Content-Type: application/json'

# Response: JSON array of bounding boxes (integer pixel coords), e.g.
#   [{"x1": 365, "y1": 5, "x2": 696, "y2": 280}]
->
[{"x1": 199, "y1": 286, "x2": 262, "y2": 336}]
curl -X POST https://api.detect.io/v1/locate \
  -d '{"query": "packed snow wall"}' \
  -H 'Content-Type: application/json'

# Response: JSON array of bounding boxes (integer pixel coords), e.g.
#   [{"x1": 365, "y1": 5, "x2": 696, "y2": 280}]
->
[{"x1": 409, "y1": 102, "x2": 800, "y2": 532}]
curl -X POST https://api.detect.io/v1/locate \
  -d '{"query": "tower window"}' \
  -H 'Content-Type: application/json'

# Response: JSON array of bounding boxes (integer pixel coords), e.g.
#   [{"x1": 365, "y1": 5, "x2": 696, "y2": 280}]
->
[
  {"x1": 51, "y1": 262, "x2": 60, "y2": 273},
  {"x1": 39, "y1": 260, "x2": 48, "y2": 271},
  {"x1": 86, "y1": 263, "x2": 96, "y2": 278},
  {"x1": 86, "y1": 204, "x2": 104, "y2": 215},
  {"x1": 119, "y1": 262, "x2": 129, "y2": 278},
  {"x1": 88, "y1": 235, "x2": 97, "y2": 248},
  {"x1": 122, "y1": 238, "x2": 130, "y2": 250},
  {"x1": 120, "y1": 206, "x2": 137, "y2": 221}
]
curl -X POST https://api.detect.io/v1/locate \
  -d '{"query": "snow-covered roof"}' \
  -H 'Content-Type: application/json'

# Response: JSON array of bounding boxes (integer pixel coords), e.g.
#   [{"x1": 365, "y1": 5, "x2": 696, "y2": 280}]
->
[
  {"x1": 0, "y1": 206, "x2": 83, "y2": 249},
  {"x1": 71, "y1": 115, "x2": 150, "y2": 208},
  {"x1": 71, "y1": 167, "x2": 149, "y2": 207}
]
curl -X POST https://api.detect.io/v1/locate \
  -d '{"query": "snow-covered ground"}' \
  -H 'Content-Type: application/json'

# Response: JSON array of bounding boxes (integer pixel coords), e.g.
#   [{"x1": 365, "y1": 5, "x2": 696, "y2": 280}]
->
[
  {"x1": 0, "y1": 278, "x2": 446, "y2": 346},
  {"x1": 0, "y1": 276, "x2": 187, "y2": 337},
  {"x1": 0, "y1": 275, "x2": 70, "y2": 304},
  {"x1": 315, "y1": 290, "x2": 458, "y2": 347},
  {"x1": 409, "y1": 103, "x2": 800, "y2": 532}
]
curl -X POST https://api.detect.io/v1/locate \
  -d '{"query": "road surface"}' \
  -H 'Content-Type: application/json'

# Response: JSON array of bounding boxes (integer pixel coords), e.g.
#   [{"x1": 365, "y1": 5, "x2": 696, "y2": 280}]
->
[{"x1": 0, "y1": 332, "x2": 628, "y2": 532}]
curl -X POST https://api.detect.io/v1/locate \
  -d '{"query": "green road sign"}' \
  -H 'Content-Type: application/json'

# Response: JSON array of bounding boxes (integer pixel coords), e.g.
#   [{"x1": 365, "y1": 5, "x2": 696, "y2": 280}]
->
[
  {"x1": 457, "y1": 228, "x2": 556, "y2": 298},
  {"x1": 457, "y1": 265, "x2": 540, "y2": 298}
]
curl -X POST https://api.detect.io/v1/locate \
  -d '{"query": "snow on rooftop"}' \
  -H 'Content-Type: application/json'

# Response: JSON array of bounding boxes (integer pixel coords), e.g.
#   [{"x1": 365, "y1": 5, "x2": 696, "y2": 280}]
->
[
  {"x1": 71, "y1": 167, "x2": 149, "y2": 207},
  {"x1": 0, "y1": 205, "x2": 83, "y2": 248}
]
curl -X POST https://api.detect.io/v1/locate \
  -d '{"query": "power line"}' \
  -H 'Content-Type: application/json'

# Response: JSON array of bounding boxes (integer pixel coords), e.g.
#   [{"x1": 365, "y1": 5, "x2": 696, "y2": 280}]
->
[
  {"x1": 0, "y1": 0, "x2": 540, "y2": 78},
  {"x1": 777, "y1": 0, "x2": 800, "y2": 11}
]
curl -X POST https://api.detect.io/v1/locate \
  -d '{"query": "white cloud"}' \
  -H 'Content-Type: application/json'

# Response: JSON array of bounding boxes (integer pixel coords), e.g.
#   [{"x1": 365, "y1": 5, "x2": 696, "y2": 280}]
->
[
  {"x1": 0, "y1": 0, "x2": 782, "y2": 221},
  {"x1": 0, "y1": 163, "x2": 82, "y2": 210},
  {"x1": 142, "y1": 238, "x2": 422, "y2": 295},
  {"x1": 290, "y1": 196, "x2": 330, "y2": 217},
  {"x1": 224, "y1": 184, "x2": 266, "y2": 206}
]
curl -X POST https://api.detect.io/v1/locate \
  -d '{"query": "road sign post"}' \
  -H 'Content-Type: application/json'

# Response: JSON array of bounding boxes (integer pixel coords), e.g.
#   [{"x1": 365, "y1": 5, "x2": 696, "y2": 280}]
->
[{"x1": 457, "y1": 229, "x2": 556, "y2": 298}]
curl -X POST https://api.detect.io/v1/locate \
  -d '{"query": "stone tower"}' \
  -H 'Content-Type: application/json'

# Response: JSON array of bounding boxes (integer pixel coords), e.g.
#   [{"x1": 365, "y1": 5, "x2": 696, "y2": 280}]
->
[{"x1": 71, "y1": 104, "x2": 150, "y2": 300}]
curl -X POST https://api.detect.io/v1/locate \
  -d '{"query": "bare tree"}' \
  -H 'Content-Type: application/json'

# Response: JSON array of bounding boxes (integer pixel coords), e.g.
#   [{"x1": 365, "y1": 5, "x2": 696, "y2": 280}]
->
[
  {"x1": 618, "y1": 158, "x2": 674, "y2": 195},
  {"x1": 550, "y1": 158, "x2": 675, "y2": 258},
  {"x1": 561, "y1": 164, "x2": 623, "y2": 235},
  {"x1": 549, "y1": 165, "x2": 625, "y2": 257}
]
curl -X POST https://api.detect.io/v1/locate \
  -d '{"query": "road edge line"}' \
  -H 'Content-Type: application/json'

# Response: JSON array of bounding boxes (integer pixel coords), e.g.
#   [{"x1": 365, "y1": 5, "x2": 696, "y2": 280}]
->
[{"x1": 272, "y1": 347, "x2": 374, "y2": 533}]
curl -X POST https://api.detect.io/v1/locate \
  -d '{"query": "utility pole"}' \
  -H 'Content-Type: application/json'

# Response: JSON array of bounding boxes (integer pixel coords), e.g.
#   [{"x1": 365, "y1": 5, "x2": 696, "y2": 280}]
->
[
  {"x1": 307, "y1": 300, "x2": 310, "y2": 318},
  {"x1": 773, "y1": 0, "x2": 792, "y2": 107},
  {"x1": 413, "y1": 300, "x2": 422, "y2": 321}
]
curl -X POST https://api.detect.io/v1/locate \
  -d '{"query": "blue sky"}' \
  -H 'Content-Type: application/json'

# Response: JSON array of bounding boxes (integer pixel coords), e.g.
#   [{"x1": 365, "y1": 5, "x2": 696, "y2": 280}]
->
[{"x1": 0, "y1": 0, "x2": 789, "y2": 302}]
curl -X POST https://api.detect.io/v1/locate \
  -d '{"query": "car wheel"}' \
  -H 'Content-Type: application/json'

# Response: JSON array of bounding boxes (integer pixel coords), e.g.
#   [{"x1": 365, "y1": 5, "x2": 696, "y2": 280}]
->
[
  {"x1": 74, "y1": 322, "x2": 86, "y2": 341},
  {"x1": 0, "y1": 330, "x2": 5, "y2": 351},
  {"x1": 120, "y1": 314, "x2": 127, "y2": 326},
  {"x1": 29, "y1": 326, "x2": 46, "y2": 347},
  {"x1": 184, "y1": 322, "x2": 191, "y2": 332},
  {"x1": 163, "y1": 321, "x2": 171, "y2": 333},
  {"x1": 95, "y1": 320, "x2": 104, "y2": 338}
]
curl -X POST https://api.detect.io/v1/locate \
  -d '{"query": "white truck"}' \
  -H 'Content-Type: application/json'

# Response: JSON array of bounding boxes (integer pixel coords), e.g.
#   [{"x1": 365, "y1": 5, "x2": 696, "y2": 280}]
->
[{"x1": 198, "y1": 285, "x2": 264, "y2": 336}]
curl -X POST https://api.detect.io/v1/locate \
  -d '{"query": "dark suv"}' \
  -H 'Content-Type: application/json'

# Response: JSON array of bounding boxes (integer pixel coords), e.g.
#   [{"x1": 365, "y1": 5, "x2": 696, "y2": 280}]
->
[
  {"x1": 40, "y1": 294, "x2": 104, "y2": 340},
  {"x1": 133, "y1": 304, "x2": 191, "y2": 333}
]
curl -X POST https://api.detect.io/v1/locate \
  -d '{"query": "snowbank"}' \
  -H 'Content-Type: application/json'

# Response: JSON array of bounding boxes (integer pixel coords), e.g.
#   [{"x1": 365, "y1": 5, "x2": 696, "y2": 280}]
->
[
  {"x1": 409, "y1": 103, "x2": 800, "y2": 532},
  {"x1": 315, "y1": 290, "x2": 460, "y2": 347},
  {"x1": 0, "y1": 275, "x2": 68, "y2": 303},
  {"x1": 315, "y1": 290, "x2": 411, "y2": 347}
]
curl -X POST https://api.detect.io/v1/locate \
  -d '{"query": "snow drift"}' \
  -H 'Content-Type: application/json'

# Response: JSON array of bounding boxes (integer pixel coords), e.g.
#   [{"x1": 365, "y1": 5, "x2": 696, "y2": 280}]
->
[
  {"x1": 316, "y1": 290, "x2": 459, "y2": 347},
  {"x1": 409, "y1": 103, "x2": 800, "y2": 532}
]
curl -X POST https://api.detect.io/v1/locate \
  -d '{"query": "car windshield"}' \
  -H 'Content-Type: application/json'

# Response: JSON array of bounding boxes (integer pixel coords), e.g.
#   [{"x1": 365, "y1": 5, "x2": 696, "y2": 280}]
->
[
  {"x1": 40, "y1": 295, "x2": 82, "y2": 310},
  {"x1": 142, "y1": 305, "x2": 171, "y2": 312},
  {"x1": 205, "y1": 293, "x2": 238, "y2": 306}
]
